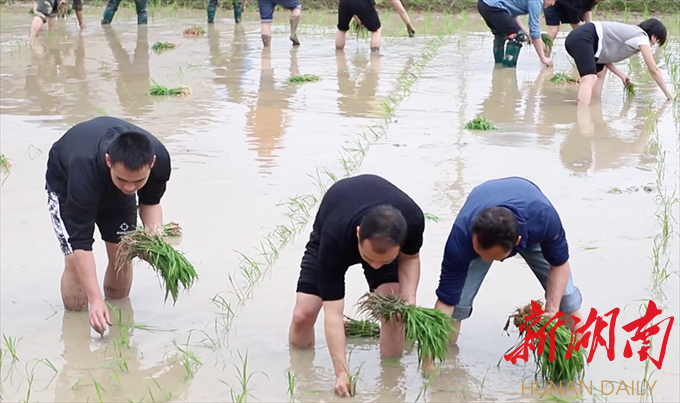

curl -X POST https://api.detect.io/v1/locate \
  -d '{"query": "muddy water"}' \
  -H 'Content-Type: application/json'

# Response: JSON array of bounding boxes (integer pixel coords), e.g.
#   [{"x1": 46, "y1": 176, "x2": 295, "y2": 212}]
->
[{"x1": 1, "y1": 5, "x2": 679, "y2": 403}]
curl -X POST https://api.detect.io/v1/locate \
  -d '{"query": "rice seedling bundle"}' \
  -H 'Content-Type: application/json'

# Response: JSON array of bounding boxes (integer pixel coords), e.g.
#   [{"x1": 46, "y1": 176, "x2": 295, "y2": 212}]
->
[
  {"x1": 344, "y1": 316, "x2": 380, "y2": 338},
  {"x1": 541, "y1": 33, "x2": 553, "y2": 56},
  {"x1": 289, "y1": 74, "x2": 321, "y2": 83},
  {"x1": 356, "y1": 292, "x2": 454, "y2": 364},
  {"x1": 152, "y1": 41, "x2": 177, "y2": 52},
  {"x1": 183, "y1": 26, "x2": 206, "y2": 37},
  {"x1": 464, "y1": 116, "x2": 499, "y2": 131},
  {"x1": 0, "y1": 154, "x2": 12, "y2": 173},
  {"x1": 350, "y1": 19, "x2": 369, "y2": 40},
  {"x1": 548, "y1": 72, "x2": 577, "y2": 85},
  {"x1": 135, "y1": 222, "x2": 183, "y2": 238},
  {"x1": 115, "y1": 228, "x2": 197, "y2": 304},
  {"x1": 625, "y1": 82, "x2": 636, "y2": 96},
  {"x1": 149, "y1": 79, "x2": 192, "y2": 96},
  {"x1": 502, "y1": 300, "x2": 587, "y2": 383}
]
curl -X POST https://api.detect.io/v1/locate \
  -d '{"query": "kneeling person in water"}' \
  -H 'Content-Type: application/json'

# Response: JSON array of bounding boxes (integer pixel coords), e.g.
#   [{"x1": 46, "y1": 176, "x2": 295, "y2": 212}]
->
[
  {"x1": 45, "y1": 116, "x2": 171, "y2": 335},
  {"x1": 288, "y1": 174, "x2": 425, "y2": 397}
]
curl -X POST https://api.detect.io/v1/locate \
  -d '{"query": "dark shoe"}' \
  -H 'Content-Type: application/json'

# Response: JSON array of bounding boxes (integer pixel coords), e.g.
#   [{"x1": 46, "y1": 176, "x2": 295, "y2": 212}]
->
[
  {"x1": 233, "y1": 1, "x2": 242, "y2": 23},
  {"x1": 502, "y1": 32, "x2": 524, "y2": 68},
  {"x1": 207, "y1": 6, "x2": 216, "y2": 23},
  {"x1": 101, "y1": 7, "x2": 115, "y2": 24}
]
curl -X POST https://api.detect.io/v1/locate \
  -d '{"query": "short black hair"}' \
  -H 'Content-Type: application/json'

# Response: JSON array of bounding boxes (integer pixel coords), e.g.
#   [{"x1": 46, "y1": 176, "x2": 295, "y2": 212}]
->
[
  {"x1": 108, "y1": 132, "x2": 155, "y2": 171},
  {"x1": 638, "y1": 18, "x2": 667, "y2": 47},
  {"x1": 358, "y1": 205, "x2": 408, "y2": 253},
  {"x1": 471, "y1": 206, "x2": 519, "y2": 251}
]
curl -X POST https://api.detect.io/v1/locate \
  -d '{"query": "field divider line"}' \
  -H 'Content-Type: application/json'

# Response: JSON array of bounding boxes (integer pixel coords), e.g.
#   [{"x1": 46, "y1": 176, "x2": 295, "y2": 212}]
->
[{"x1": 194, "y1": 34, "x2": 448, "y2": 352}]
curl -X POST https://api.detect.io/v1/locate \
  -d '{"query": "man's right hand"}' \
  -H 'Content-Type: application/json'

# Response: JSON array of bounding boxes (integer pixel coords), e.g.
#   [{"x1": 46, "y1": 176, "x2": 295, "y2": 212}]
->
[
  {"x1": 333, "y1": 372, "x2": 351, "y2": 397},
  {"x1": 541, "y1": 56, "x2": 553, "y2": 67},
  {"x1": 89, "y1": 298, "x2": 111, "y2": 335},
  {"x1": 406, "y1": 23, "x2": 415, "y2": 37}
]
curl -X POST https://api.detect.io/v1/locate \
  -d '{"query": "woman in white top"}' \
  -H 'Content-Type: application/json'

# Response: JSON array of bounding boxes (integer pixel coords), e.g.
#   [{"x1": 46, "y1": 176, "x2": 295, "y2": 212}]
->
[{"x1": 564, "y1": 18, "x2": 674, "y2": 107}]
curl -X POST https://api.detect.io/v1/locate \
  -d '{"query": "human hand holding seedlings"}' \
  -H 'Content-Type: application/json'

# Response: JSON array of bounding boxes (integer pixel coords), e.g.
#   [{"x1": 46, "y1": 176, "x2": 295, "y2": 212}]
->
[
  {"x1": 397, "y1": 252, "x2": 420, "y2": 305},
  {"x1": 324, "y1": 299, "x2": 351, "y2": 396},
  {"x1": 333, "y1": 372, "x2": 351, "y2": 397},
  {"x1": 89, "y1": 297, "x2": 112, "y2": 336}
]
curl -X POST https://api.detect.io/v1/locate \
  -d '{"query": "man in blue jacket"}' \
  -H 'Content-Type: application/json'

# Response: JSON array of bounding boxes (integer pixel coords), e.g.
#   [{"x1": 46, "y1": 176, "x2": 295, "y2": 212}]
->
[
  {"x1": 430, "y1": 177, "x2": 584, "y2": 360},
  {"x1": 477, "y1": 0, "x2": 555, "y2": 68}
]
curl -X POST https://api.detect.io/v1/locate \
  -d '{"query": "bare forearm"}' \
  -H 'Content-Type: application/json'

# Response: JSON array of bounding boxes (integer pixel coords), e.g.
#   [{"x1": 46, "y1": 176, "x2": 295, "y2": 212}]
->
[
  {"x1": 515, "y1": 17, "x2": 530, "y2": 38},
  {"x1": 139, "y1": 203, "x2": 163, "y2": 231},
  {"x1": 434, "y1": 299, "x2": 454, "y2": 317},
  {"x1": 390, "y1": 0, "x2": 411, "y2": 25},
  {"x1": 650, "y1": 70, "x2": 672, "y2": 98},
  {"x1": 605, "y1": 63, "x2": 625, "y2": 80},
  {"x1": 544, "y1": 262, "x2": 570, "y2": 313},
  {"x1": 325, "y1": 314, "x2": 347, "y2": 376},
  {"x1": 532, "y1": 38, "x2": 545, "y2": 59},
  {"x1": 73, "y1": 250, "x2": 103, "y2": 302},
  {"x1": 398, "y1": 256, "x2": 420, "y2": 304}
]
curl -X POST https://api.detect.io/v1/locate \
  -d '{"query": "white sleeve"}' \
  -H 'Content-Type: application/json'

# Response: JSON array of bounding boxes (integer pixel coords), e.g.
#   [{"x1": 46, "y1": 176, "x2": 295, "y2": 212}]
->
[{"x1": 625, "y1": 36, "x2": 649, "y2": 49}]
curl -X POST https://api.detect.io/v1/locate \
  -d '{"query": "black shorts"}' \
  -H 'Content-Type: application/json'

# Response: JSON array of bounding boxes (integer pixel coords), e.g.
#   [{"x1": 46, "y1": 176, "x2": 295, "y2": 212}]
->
[
  {"x1": 338, "y1": 0, "x2": 380, "y2": 32},
  {"x1": 46, "y1": 183, "x2": 138, "y2": 255},
  {"x1": 565, "y1": 22, "x2": 605, "y2": 77},
  {"x1": 477, "y1": 0, "x2": 521, "y2": 37},
  {"x1": 295, "y1": 231, "x2": 399, "y2": 297},
  {"x1": 544, "y1": 1, "x2": 584, "y2": 26}
]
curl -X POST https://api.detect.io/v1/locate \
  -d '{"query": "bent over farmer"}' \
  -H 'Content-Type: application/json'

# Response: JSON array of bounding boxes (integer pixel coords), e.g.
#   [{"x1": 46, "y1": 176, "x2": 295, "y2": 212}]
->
[
  {"x1": 425, "y1": 177, "x2": 584, "y2": 368},
  {"x1": 477, "y1": 0, "x2": 554, "y2": 68},
  {"x1": 288, "y1": 174, "x2": 425, "y2": 397},
  {"x1": 45, "y1": 116, "x2": 171, "y2": 335}
]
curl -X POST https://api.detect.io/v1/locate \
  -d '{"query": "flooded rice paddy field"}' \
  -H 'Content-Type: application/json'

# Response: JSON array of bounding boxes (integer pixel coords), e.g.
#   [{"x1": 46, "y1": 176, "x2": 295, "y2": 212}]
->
[{"x1": 1, "y1": 5, "x2": 679, "y2": 403}]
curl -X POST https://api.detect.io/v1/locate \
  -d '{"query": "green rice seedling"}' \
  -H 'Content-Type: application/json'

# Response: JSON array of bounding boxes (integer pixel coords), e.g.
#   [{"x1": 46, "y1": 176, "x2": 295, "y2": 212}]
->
[
  {"x1": 227, "y1": 351, "x2": 269, "y2": 401},
  {"x1": 115, "y1": 227, "x2": 198, "y2": 304},
  {"x1": 172, "y1": 338, "x2": 202, "y2": 379},
  {"x1": 344, "y1": 316, "x2": 380, "y2": 338},
  {"x1": 135, "y1": 222, "x2": 183, "y2": 237},
  {"x1": 464, "y1": 116, "x2": 499, "y2": 131},
  {"x1": 356, "y1": 292, "x2": 454, "y2": 365},
  {"x1": 501, "y1": 300, "x2": 587, "y2": 383},
  {"x1": 542, "y1": 33, "x2": 553, "y2": 56},
  {"x1": 183, "y1": 26, "x2": 206, "y2": 37},
  {"x1": 424, "y1": 213, "x2": 441, "y2": 222},
  {"x1": 151, "y1": 41, "x2": 176, "y2": 52},
  {"x1": 549, "y1": 72, "x2": 577, "y2": 85},
  {"x1": 2, "y1": 334, "x2": 20, "y2": 362},
  {"x1": 0, "y1": 154, "x2": 12, "y2": 173},
  {"x1": 89, "y1": 372, "x2": 107, "y2": 403},
  {"x1": 625, "y1": 82, "x2": 636, "y2": 96},
  {"x1": 285, "y1": 370, "x2": 296, "y2": 396},
  {"x1": 350, "y1": 18, "x2": 369, "y2": 40},
  {"x1": 148, "y1": 80, "x2": 192, "y2": 96},
  {"x1": 289, "y1": 74, "x2": 321, "y2": 83}
]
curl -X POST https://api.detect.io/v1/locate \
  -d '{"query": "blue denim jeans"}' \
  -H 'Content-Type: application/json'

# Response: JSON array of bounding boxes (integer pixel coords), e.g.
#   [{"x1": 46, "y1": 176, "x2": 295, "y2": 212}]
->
[
  {"x1": 257, "y1": 0, "x2": 301, "y2": 22},
  {"x1": 451, "y1": 243, "x2": 583, "y2": 320}
]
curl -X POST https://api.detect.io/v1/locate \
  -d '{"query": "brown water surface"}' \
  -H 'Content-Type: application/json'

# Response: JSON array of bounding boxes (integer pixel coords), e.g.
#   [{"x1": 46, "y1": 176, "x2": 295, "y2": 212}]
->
[{"x1": 1, "y1": 5, "x2": 679, "y2": 403}]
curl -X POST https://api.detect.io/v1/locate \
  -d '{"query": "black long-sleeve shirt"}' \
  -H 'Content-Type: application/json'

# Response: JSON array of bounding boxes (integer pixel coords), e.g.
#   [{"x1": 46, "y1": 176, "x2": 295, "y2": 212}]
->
[{"x1": 45, "y1": 116, "x2": 171, "y2": 251}]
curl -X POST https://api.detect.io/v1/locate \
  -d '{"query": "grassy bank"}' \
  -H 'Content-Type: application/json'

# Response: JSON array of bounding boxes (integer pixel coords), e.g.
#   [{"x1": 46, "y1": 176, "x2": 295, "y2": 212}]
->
[{"x1": 4, "y1": 0, "x2": 678, "y2": 14}]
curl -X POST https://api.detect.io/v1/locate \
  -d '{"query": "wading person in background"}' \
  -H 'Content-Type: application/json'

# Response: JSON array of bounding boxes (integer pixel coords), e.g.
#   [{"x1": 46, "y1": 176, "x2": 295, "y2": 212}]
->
[
  {"x1": 565, "y1": 18, "x2": 674, "y2": 107},
  {"x1": 29, "y1": 0, "x2": 61, "y2": 39},
  {"x1": 207, "y1": 0, "x2": 246, "y2": 24},
  {"x1": 288, "y1": 174, "x2": 425, "y2": 397},
  {"x1": 423, "y1": 177, "x2": 584, "y2": 370},
  {"x1": 477, "y1": 0, "x2": 554, "y2": 68},
  {"x1": 70, "y1": 0, "x2": 86, "y2": 29},
  {"x1": 335, "y1": 0, "x2": 415, "y2": 52},
  {"x1": 257, "y1": 0, "x2": 301, "y2": 47},
  {"x1": 45, "y1": 116, "x2": 171, "y2": 335},
  {"x1": 101, "y1": 0, "x2": 148, "y2": 25},
  {"x1": 542, "y1": 0, "x2": 605, "y2": 54}
]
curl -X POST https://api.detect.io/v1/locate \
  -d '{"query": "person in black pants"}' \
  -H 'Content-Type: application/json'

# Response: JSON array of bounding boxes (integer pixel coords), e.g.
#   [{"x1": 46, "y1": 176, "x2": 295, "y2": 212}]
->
[
  {"x1": 543, "y1": 0, "x2": 604, "y2": 56},
  {"x1": 335, "y1": 0, "x2": 415, "y2": 52}
]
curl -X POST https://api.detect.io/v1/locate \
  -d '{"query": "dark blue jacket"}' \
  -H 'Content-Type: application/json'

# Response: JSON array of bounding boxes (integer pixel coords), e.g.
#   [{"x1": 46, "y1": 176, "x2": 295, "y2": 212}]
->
[{"x1": 436, "y1": 177, "x2": 569, "y2": 307}]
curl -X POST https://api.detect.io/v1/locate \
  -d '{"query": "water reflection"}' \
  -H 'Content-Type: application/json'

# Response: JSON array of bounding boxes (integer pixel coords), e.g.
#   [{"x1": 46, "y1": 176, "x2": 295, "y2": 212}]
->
[
  {"x1": 479, "y1": 66, "x2": 521, "y2": 126},
  {"x1": 559, "y1": 101, "x2": 666, "y2": 174},
  {"x1": 102, "y1": 25, "x2": 152, "y2": 116},
  {"x1": 208, "y1": 24, "x2": 252, "y2": 104},
  {"x1": 335, "y1": 50, "x2": 381, "y2": 118},
  {"x1": 55, "y1": 298, "x2": 188, "y2": 402},
  {"x1": 244, "y1": 48, "x2": 301, "y2": 176}
]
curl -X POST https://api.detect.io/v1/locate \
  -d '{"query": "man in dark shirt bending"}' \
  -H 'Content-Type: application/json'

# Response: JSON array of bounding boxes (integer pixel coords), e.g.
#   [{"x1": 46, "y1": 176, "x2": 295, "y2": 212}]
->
[
  {"x1": 425, "y1": 177, "x2": 584, "y2": 369},
  {"x1": 45, "y1": 116, "x2": 171, "y2": 335},
  {"x1": 288, "y1": 174, "x2": 425, "y2": 397}
]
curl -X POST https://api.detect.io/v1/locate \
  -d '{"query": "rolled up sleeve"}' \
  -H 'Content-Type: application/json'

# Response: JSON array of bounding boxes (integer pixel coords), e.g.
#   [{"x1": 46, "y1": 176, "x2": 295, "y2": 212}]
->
[
  {"x1": 138, "y1": 180, "x2": 166, "y2": 206},
  {"x1": 435, "y1": 225, "x2": 476, "y2": 307},
  {"x1": 539, "y1": 207, "x2": 569, "y2": 266},
  {"x1": 528, "y1": 2, "x2": 542, "y2": 40}
]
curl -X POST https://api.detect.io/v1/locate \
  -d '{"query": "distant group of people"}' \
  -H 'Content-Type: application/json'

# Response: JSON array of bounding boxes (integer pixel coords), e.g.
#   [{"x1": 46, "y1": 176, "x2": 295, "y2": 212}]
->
[
  {"x1": 29, "y1": 0, "x2": 415, "y2": 52},
  {"x1": 476, "y1": 0, "x2": 675, "y2": 106}
]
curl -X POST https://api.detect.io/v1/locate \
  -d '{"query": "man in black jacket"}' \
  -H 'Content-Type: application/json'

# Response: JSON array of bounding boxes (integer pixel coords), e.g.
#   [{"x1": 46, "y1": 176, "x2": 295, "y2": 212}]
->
[{"x1": 45, "y1": 116, "x2": 171, "y2": 335}]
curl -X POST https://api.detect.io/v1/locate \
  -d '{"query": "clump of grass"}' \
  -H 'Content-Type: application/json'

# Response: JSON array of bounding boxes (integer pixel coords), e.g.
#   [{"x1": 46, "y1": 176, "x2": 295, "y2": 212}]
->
[
  {"x1": 344, "y1": 316, "x2": 380, "y2": 338},
  {"x1": 464, "y1": 116, "x2": 499, "y2": 131},
  {"x1": 625, "y1": 81, "x2": 636, "y2": 96},
  {"x1": 149, "y1": 79, "x2": 192, "y2": 96},
  {"x1": 115, "y1": 228, "x2": 198, "y2": 304},
  {"x1": 350, "y1": 19, "x2": 369, "y2": 40},
  {"x1": 152, "y1": 41, "x2": 176, "y2": 52},
  {"x1": 356, "y1": 292, "x2": 454, "y2": 365},
  {"x1": 541, "y1": 33, "x2": 553, "y2": 56},
  {"x1": 135, "y1": 222, "x2": 183, "y2": 238},
  {"x1": 501, "y1": 300, "x2": 587, "y2": 383},
  {"x1": 289, "y1": 74, "x2": 321, "y2": 83},
  {"x1": 0, "y1": 154, "x2": 12, "y2": 173},
  {"x1": 183, "y1": 26, "x2": 206, "y2": 37},
  {"x1": 548, "y1": 72, "x2": 577, "y2": 85}
]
